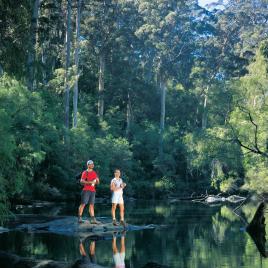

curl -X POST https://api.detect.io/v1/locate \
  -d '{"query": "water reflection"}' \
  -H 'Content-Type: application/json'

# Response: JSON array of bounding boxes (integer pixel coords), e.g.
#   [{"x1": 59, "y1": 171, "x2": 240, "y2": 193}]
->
[
  {"x1": 112, "y1": 231, "x2": 126, "y2": 268},
  {"x1": 0, "y1": 201, "x2": 268, "y2": 268},
  {"x1": 73, "y1": 240, "x2": 107, "y2": 268}
]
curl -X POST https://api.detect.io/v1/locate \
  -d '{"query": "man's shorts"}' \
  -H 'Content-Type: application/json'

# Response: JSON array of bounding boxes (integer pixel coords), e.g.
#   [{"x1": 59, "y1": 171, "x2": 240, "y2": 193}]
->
[
  {"x1": 81, "y1": 190, "x2": 95, "y2": 205},
  {"x1": 112, "y1": 192, "x2": 124, "y2": 204}
]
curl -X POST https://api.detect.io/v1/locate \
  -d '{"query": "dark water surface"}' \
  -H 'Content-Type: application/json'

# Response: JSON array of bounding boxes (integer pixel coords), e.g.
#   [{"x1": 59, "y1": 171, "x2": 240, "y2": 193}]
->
[{"x1": 0, "y1": 200, "x2": 267, "y2": 268}]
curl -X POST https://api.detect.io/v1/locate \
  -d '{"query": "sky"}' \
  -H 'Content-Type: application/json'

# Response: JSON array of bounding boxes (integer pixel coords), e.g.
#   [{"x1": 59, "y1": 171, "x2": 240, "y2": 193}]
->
[
  {"x1": 199, "y1": 0, "x2": 214, "y2": 7},
  {"x1": 199, "y1": 0, "x2": 228, "y2": 8}
]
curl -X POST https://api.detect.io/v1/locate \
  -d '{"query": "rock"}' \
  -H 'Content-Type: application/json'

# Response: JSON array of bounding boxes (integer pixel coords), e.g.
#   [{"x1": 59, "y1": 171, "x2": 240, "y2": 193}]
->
[
  {"x1": 8, "y1": 215, "x2": 157, "y2": 240},
  {"x1": 0, "y1": 227, "x2": 9, "y2": 233}
]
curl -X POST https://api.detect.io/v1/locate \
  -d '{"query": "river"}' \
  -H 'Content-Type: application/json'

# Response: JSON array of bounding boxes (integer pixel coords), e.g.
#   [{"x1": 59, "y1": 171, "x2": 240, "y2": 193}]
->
[{"x1": 0, "y1": 199, "x2": 267, "y2": 268}]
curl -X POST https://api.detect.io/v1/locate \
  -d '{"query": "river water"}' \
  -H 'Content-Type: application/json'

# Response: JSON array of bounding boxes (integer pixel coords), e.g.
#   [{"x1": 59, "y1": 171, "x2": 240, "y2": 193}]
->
[{"x1": 0, "y1": 200, "x2": 267, "y2": 268}]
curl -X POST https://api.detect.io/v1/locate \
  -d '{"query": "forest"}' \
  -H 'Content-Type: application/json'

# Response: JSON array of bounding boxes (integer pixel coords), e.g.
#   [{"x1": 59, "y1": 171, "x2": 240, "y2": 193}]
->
[{"x1": 1, "y1": 0, "x2": 268, "y2": 215}]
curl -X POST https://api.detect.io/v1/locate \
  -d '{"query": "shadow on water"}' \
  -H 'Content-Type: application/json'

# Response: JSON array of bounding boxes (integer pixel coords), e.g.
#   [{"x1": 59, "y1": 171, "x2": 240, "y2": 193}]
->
[{"x1": 246, "y1": 202, "x2": 268, "y2": 258}]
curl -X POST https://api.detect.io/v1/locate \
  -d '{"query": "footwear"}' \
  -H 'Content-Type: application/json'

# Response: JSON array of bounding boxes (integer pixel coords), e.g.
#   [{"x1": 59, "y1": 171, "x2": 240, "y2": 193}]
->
[
  {"x1": 78, "y1": 216, "x2": 83, "y2": 224},
  {"x1": 120, "y1": 220, "x2": 127, "y2": 228},
  {"x1": 112, "y1": 219, "x2": 119, "y2": 226},
  {"x1": 90, "y1": 217, "x2": 101, "y2": 224}
]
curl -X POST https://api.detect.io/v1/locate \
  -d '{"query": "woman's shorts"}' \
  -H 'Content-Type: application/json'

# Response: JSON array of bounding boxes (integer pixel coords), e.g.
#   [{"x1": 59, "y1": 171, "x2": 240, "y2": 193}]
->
[
  {"x1": 81, "y1": 190, "x2": 95, "y2": 205},
  {"x1": 112, "y1": 192, "x2": 124, "y2": 204}
]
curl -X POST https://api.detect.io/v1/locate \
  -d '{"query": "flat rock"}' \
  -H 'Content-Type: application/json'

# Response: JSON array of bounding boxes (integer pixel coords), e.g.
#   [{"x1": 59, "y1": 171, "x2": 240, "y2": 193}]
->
[{"x1": 9, "y1": 215, "x2": 157, "y2": 239}]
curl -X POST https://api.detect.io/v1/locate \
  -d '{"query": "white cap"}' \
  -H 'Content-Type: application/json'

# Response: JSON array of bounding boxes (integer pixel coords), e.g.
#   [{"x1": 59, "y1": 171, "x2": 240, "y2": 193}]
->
[{"x1": 87, "y1": 160, "x2": 94, "y2": 165}]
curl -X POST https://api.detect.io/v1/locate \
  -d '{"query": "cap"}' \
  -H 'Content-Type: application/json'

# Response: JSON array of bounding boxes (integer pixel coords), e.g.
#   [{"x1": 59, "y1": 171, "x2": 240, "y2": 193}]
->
[{"x1": 87, "y1": 160, "x2": 94, "y2": 165}]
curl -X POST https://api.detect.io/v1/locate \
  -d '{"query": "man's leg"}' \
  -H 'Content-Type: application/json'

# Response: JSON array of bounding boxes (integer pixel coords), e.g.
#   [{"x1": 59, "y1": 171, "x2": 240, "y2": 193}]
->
[
  {"x1": 89, "y1": 204, "x2": 94, "y2": 217},
  {"x1": 89, "y1": 241, "x2": 96, "y2": 263},
  {"x1": 78, "y1": 190, "x2": 90, "y2": 222},
  {"x1": 88, "y1": 192, "x2": 100, "y2": 224},
  {"x1": 79, "y1": 240, "x2": 87, "y2": 256},
  {"x1": 78, "y1": 204, "x2": 85, "y2": 217}
]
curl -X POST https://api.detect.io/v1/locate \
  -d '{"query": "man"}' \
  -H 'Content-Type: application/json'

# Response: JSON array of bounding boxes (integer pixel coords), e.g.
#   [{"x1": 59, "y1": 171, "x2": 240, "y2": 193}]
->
[{"x1": 78, "y1": 160, "x2": 100, "y2": 224}]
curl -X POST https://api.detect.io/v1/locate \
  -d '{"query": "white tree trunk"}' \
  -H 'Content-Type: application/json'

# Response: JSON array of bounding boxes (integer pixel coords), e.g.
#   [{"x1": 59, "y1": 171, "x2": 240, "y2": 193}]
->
[
  {"x1": 126, "y1": 92, "x2": 131, "y2": 136},
  {"x1": 27, "y1": 0, "x2": 40, "y2": 90},
  {"x1": 73, "y1": 0, "x2": 82, "y2": 128},
  {"x1": 64, "y1": 0, "x2": 72, "y2": 129},
  {"x1": 202, "y1": 86, "x2": 209, "y2": 129},
  {"x1": 159, "y1": 71, "x2": 166, "y2": 157},
  {"x1": 98, "y1": 53, "x2": 105, "y2": 119}
]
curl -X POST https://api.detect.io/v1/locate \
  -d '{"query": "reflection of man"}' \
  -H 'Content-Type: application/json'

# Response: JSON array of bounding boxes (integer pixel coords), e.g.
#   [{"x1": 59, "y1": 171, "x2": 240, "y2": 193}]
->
[
  {"x1": 72, "y1": 240, "x2": 107, "y2": 268},
  {"x1": 112, "y1": 232, "x2": 126, "y2": 268},
  {"x1": 80, "y1": 241, "x2": 97, "y2": 264}
]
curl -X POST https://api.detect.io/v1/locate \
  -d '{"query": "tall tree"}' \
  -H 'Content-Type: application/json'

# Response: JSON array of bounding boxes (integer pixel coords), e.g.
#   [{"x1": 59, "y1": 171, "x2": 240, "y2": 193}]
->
[
  {"x1": 27, "y1": 0, "x2": 40, "y2": 90},
  {"x1": 135, "y1": 0, "x2": 197, "y2": 157},
  {"x1": 73, "y1": 0, "x2": 83, "y2": 128},
  {"x1": 82, "y1": 0, "x2": 120, "y2": 119},
  {"x1": 64, "y1": 0, "x2": 72, "y2": 129},
  {"x1": 37, "y1": 0, "x2": 65, "y2": 84}
]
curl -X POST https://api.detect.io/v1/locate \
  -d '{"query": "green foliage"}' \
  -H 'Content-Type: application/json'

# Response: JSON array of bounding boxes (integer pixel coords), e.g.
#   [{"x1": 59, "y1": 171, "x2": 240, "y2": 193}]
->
[
  {"x1": 1, "y1": 0, "x2": 268, "y2": 217},
  {"x1": 155, "y1": 176, "x2": 175, "y2": 194},
  {"x1": 183, "y1": 127, "x2": 243, "y2": 191},
  {"x1": 229, "y1": 43, "x2": 268, "y2": 193}
]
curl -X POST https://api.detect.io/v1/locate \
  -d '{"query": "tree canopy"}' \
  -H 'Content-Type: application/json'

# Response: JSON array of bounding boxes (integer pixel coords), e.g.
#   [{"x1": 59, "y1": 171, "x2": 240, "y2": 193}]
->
[{"x1": 0, "y1": 0, "x2": 268, "y2": 214}]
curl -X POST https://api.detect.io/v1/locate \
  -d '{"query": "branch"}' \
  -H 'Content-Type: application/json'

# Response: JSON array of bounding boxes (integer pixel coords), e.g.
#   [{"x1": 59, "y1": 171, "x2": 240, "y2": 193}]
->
[{"x1": 237, "y1": 106, "x2": 268, "y2": 157}]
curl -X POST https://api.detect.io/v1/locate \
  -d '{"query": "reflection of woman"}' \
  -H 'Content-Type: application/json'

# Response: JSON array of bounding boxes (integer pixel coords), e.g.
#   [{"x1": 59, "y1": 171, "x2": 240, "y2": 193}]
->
[{"x1": 112, "y1": 232, "x2": 126, "y2": 268}]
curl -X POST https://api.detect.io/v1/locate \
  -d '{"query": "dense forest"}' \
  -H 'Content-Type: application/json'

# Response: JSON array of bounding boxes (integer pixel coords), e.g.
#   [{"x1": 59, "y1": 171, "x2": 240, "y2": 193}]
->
[{"x1": 1, "y1": 0, "x2": 268, "y2": 215}]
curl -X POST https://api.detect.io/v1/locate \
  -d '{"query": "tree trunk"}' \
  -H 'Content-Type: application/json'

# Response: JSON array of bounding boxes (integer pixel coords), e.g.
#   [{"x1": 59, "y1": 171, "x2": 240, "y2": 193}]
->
[
  {"x1": 159, "y1": 71, "x2": 166, "y2": 157},
  {"x1": 73, "y1": 0, "x2": 82, "y2": 128},
  {"x1": 126, "y1": 92, "x2": 131, "y2": 136},
  {"x1": 98, "y1": 53, "x2": 105, "y2": 119},
  {"x1": 0, "y1": 64, "x2": 3, "y2": 76},
  {"x1": 27, "y1": 0, "x2": 40, "y2": 91},
  {"x1": 64, "y1": 0, "x2": 72, "y2": 129},
  {"x1": 202, "y1": 86, "x2": 208, "y2": 129}
]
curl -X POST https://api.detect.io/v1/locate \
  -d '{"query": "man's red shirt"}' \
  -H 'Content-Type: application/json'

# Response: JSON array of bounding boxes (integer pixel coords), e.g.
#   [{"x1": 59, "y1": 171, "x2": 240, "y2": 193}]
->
[{"x1": 81, "y1": 170, "x2": 98, "y2": 192}]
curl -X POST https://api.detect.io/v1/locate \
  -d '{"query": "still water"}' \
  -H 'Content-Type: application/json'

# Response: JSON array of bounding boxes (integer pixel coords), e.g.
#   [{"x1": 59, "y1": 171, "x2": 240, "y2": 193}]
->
[{"x1": 0, "y1": 200, "x2": 267, "y2": 268}]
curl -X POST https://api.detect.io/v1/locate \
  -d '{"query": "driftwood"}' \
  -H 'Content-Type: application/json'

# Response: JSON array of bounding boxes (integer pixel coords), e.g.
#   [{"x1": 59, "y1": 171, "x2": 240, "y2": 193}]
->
[
  {"x1": 246, "y1": 202, "x2": 268, "y2": 258},
  {"x1": 179, "y1": 193, "x2": 246, "y2": 204}
]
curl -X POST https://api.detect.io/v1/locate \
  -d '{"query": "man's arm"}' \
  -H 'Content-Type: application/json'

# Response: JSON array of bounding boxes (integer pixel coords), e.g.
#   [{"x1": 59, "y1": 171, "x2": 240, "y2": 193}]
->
[{"x1": 80, "y1": 179, "x2": 96, "y2": 185}]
